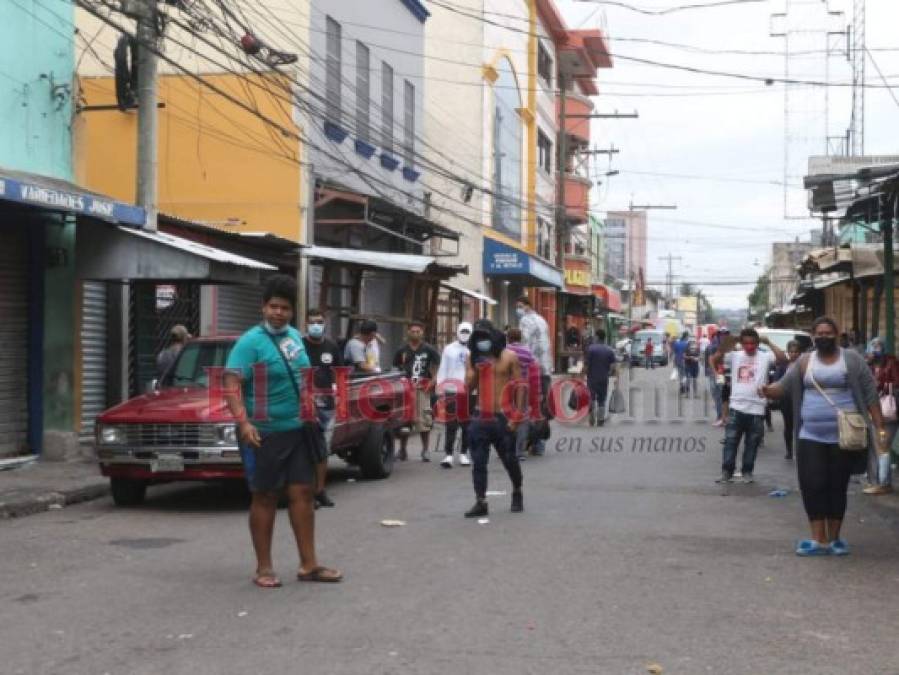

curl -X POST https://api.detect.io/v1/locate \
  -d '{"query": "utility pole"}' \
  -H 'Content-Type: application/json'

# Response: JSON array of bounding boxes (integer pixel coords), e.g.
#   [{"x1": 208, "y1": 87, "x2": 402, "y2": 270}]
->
[
  {"x1": 658, "y1": 254, "x2": 683, "y2": 309},
  {"x1": 556, "y1": 73, "x2": 568, "y2": 273},
  {"x1": 135, "y1": 0, "x2": 159, "y2": 230},
  {"x1": 882, "y1": 192, "x2": 895, "y2": 354},
  {"x1": 555, "y1": 73, "x2": 569, "y2": 375}
]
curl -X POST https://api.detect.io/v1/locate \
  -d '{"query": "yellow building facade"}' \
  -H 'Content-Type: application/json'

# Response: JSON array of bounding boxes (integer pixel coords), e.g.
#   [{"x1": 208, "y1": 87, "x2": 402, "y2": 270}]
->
[{"x1": 74, "y1": 72, "x2": 303, "y2": 241}]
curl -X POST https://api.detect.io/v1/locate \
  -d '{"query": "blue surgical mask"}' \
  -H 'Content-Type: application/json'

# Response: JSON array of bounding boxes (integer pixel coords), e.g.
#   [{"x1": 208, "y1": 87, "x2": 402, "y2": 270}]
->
[
  {"x1": 264, "y1": 321, "x2": 288, "y2": 335},
  {"x1": 515, "y1": 307, "x2": 525, "y2": 318},
  {"x1": 476, "y1": 339, "x2": 492, "y2": 352},
  {"x1": 307, "y1": 323, "x2": 325, "y2": 339}
]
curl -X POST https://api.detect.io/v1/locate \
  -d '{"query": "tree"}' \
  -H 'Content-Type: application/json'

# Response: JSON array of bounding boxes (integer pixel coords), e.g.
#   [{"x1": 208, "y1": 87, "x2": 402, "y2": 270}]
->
[{"x1": 747, "y1": 274, "x2": 770, "y2": 321}]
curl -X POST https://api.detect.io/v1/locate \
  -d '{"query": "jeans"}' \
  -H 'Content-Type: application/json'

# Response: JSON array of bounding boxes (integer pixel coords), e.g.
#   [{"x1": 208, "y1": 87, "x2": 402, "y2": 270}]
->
[
  {"x1": 781, "y1": 401, "x2": 794, "y2": 456},
  {"x1": 707, "y1": 375, "x2": 723, "y2": 419},
  {"x1": 721, "y1": 409, "x2": 764, "y2": 475},
  {"x1": 589, "y1": 380, "x2": 609, "y2": 422},
  {"x1": 469, "y1": 414, "x2": 523, "y2": 499},
  {"x1": 532, "y1": 374, "x2": 551, "y2": 455},
  {"x1": 441, "y1": 394, "x2": 470, "y2": 456},
  {"x1": 514, "y1": 420, "x2": 531, "y2": 457}
]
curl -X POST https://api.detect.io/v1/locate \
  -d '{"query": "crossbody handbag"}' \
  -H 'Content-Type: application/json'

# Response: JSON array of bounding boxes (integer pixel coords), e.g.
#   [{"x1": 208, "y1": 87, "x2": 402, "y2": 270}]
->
[{"x1": 807, "y1": 359, "x2": 868, "y2": 451}]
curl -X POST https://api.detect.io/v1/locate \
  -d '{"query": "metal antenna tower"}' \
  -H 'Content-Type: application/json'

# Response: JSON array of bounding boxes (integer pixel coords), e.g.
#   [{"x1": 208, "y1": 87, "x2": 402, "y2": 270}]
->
[
  {"x1": 849, "y1": 0, "x2": 865, "y2": 155},
  {"x1": 770, "y1": 0, "x2": 846, "y2": 219}
]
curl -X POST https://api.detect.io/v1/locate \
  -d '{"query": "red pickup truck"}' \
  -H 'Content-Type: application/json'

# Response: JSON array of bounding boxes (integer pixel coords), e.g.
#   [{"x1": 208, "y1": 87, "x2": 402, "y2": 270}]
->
[{"x1": 94, "y1": 337, "x2": 410, "y2": 506}]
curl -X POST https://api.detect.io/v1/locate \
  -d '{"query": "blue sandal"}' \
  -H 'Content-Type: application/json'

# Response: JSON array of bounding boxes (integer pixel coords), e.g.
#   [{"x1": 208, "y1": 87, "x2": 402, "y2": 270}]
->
[
  {"x1": 795, "y1": 539, "x2": 830, "y2": 556},
  {"x1": 828, "y1": 539, "x2": 850, "y2": 556}
]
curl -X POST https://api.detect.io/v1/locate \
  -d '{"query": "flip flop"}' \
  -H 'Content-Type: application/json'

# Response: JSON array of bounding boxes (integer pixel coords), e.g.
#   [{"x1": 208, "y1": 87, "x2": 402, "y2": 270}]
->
[
  {"x1": 253, "y1": 572, "x2": 283, "y2": 588},
  {"x1": 297, "y1": 566, "x2": 343, "y2": 583},
  {"x1": 795, "y1": 539, "x2": 829, "y2": 557}
]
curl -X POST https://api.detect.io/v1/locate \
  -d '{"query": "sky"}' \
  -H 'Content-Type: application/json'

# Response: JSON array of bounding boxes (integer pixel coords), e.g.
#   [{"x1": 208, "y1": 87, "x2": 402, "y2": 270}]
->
[{"x1": 558, "y1": 0, "x2": 899, "y2": 309}]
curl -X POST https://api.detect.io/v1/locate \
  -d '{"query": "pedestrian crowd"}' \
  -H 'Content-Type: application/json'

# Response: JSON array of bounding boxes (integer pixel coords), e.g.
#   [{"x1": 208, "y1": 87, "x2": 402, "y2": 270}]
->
[{"x1": 172, "y1": 273, "x2": 897, "y2": 584}]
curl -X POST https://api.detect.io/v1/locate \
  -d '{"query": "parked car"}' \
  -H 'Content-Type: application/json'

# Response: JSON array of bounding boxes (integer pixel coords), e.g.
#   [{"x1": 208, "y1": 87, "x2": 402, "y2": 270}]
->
[
  {"x1": 629, "y1": 330, "x2": 669, "y2": 366},
  {"x1": 95, "y1": 337, "x2": 410, "y2": 506}
]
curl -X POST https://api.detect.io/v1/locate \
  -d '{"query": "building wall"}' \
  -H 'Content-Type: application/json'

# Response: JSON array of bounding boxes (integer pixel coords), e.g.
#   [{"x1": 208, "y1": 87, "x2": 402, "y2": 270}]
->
[
  {"x1": 590, "y1": 214, "x2": 605, "y2": 282},
  {"x1": 74, "y1": 73, "x2": 303, "y2": 241},
  {"x1": 482, "y1": 0, "x2": 535, "y2": 254},
  {"x1": 604, "y1": 215, "x2": 627, "y2": 280},
  {"x1": 0, "y1": 0, "x2": 74, "y2": 178},
  {"x1": 533, "y1": 16, "x2": 557, "y2": 260},
  {"x1": 423, "y1": 0, "x2": 485, "y2": 293},
  {"x1": 0, "y1": 0, "x2": 78, "y2": 453},
  {"x1": 306, "y1": 0, "x2": 427, "y2": 214},
  {"x1": 768, "y1": 241, "x2": 813, "y2": 309},
  {"x1": 604, "y1": 210, "x2": 647, "y2": 283}
]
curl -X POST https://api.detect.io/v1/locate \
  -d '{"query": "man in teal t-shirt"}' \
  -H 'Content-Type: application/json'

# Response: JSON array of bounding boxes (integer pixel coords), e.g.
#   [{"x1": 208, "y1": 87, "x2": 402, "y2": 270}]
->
[{"x1": 223, "y1": 274, "x2": 342, "y2": 588}]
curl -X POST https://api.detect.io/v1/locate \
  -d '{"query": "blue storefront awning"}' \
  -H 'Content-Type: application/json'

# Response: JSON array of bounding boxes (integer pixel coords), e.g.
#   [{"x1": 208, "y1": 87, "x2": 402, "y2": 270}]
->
[
  {"x1": 483, "y1": 237, "x2": 563, "y2": 288},
  {"x1": 0, "y1": 167, "x2": 145, "y2": 227}
]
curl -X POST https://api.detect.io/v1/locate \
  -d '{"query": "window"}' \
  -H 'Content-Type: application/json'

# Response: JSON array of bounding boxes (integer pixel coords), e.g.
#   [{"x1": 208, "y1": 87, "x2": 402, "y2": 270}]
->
[
  {"x1": 403, "y1": 80, "x2": 415, "y2": 165},
  {"x1": 537, "y1": 129, "x2": 553, "y2": 174},
  {"x1": 381, "y1": 62, "x2": 394, "y2": 152},
  {"x1": 325, "y1": 16, "x2": 341, "y2": 123},
  {"x1": 537, "y1": 42, "x2": 553, "y2": 86},
  {"x1": 355, "y1": 42, "x2": 370, "y2": 141},
  {"x1": 537, "y1": 218, "x2": 553, "y2": 261},
  {"x1": 492, "y1": 59, "x2": 522, "y2": 238}
]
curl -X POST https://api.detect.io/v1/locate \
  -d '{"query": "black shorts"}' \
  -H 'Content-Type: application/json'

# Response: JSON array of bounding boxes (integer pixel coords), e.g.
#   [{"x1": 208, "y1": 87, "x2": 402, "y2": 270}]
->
[{"x1": 240, "y1": 427, "x2": 316, "y2": 493}]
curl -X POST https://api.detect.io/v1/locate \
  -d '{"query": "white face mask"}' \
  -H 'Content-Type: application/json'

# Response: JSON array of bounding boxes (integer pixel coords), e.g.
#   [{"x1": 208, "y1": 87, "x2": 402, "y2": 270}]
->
[
  {"x1": 476, "y1": 339, "x2": 492, "y2": 352},
  {"x1": 515, "y1": 307, "x2": 526, "y2": 318},
  {"x1": 457, "y1": 322, "x2": 473, "y2": 344},
  {"x1": 264, "y1": 321, "x2": 288, "y2": 335}
]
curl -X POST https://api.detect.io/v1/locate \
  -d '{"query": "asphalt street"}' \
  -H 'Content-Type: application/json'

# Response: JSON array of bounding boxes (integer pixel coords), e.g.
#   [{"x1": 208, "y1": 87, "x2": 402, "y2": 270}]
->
[{"x1": 3, "y1": 366, "x2": 899, "y2": 675}]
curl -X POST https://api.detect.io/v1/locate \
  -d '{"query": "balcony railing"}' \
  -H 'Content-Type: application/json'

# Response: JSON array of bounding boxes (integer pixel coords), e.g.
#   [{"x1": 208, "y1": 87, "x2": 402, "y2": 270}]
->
[{"x1": 562, "y1": 173, "x2": 591, "y2": 223}]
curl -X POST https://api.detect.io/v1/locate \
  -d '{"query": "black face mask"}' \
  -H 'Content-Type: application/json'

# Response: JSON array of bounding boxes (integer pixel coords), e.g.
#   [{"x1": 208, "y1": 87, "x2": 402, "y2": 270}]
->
[{"x1": 814, "y1": 337, "x2": 837, "y2": 353}]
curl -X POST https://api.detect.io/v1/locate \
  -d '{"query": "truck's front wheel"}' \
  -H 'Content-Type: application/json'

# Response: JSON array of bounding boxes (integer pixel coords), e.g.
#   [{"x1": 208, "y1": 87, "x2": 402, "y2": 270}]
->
[
  {"x1": 357, "y1": 424, "x2": 395, "y2": 479},
  {"x1": 110, "y1": 478, "x2": 147, "y2": 506}
]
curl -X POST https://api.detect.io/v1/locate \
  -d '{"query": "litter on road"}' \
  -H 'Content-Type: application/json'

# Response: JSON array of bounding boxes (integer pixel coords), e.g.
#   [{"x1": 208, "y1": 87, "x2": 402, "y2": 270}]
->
[
  {"x1": 477, "y1": 518, "x2": 489, "y2": 525},
  {"x1": 485, "y1": 490, "x2": 506, "y2": 496},
  {"x1": 380, "y1": 519, "x2": 406, "y2": 527},
  {"x1": 769, "y1": 489, "x2": 789, "y2": 497}
]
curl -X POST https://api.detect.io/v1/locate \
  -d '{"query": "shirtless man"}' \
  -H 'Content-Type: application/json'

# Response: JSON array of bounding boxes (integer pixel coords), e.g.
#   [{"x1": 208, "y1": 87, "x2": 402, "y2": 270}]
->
[{"x1": 463, "y1": 320, "x2": 525, "y2": 518}]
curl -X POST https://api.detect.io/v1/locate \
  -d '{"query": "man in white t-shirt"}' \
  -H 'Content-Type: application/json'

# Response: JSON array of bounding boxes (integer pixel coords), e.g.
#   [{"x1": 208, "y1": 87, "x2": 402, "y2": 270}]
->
[{"x1": 710, "y1": 328, "x2": 786, "y2": 483}]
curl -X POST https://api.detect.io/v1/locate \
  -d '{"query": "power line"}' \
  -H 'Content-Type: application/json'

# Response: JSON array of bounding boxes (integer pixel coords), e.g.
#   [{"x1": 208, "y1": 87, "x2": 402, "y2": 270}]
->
[{"x1": 423, "y1": 0, "x2": 899, "y2": 90}]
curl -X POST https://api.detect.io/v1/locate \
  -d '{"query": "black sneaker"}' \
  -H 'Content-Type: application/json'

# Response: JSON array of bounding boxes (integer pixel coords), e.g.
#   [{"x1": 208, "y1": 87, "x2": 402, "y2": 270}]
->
[
  {"x1": 314, "y1": 491, "x2": 335, "y2": 508},
  {"x1": 464, "y1": 500, "x2": 489, "y2": 518},
  {"x1": 511, "y1": 491, "x2": 523, "y2": 513}
]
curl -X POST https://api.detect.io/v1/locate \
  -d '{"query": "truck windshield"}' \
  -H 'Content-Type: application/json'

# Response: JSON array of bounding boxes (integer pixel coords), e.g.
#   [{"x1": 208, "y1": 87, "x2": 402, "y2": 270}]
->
[{"x1": 165, "y1": 342, "x2": 233, "y2": 388}]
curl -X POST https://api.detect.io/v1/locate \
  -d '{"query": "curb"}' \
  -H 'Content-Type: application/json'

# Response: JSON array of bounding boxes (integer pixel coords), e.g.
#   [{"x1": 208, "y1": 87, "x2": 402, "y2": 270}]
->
[{"x1": 0, "y1": 482, "x2": 110, "y2": 520}]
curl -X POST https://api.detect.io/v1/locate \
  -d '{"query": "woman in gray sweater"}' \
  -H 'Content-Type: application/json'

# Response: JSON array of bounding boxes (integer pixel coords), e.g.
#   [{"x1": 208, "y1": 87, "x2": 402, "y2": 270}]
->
[{"x1": 762, "y1": 317, "x2": 888, "y2": 556}]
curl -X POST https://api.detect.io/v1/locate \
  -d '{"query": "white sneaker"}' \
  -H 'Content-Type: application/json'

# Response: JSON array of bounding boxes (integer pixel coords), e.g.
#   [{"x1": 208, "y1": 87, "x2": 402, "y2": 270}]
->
[
  {"x1": 459, "y1": 453, "x2": 471, "y2": 466},
  {"x1": 440, "y1": 454, "x2": 453, "y2": 468}
]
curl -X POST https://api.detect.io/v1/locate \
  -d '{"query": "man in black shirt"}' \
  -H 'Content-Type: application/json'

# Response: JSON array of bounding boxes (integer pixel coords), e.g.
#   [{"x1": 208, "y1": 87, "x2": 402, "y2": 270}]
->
[
  {"x1": 303, "y1": 308, "x2": 343, "y2": 508},
  {"x1": 393, "y1": 320, "x2": 441, "y2": 462}
]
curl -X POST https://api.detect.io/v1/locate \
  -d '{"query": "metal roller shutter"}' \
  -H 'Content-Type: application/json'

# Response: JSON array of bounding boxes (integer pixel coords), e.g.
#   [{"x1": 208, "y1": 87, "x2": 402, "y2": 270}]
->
[
  {"x1": 79, "y1": 281, "x2": 107, "y2": 443},
  {"x1": 0, "y1": 226, "x2": 29, "y2": 457},
  {"x1": 216, "y1": 285, "x2": 262, "y2": 335}
]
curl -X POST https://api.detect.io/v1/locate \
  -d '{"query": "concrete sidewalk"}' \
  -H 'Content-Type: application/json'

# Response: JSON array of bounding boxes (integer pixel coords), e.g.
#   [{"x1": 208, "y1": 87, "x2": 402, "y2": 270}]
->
[{"x1": 0, "y1": 458, "x2": 108, "y2": 519}]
